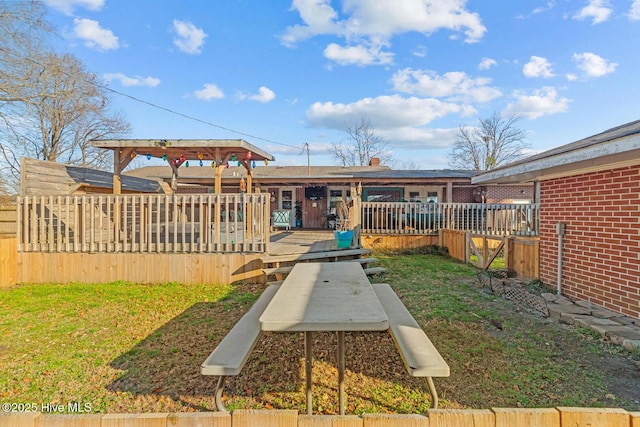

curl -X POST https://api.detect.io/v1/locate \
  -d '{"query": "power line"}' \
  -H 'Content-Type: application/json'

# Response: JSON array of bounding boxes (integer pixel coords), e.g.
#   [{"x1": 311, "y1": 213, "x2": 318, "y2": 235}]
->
[
  {"x1": 0, "y1": 46, "x2": 304, "y2": 151},
  {"x1": 96, "y1": 82, "x2": 303, "y2": 150}
]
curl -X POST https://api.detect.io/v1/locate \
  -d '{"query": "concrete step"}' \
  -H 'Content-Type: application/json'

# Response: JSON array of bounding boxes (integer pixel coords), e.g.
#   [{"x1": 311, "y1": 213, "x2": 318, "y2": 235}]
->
[
  {"x1": 261, "y1": 248, "x2": 371, "y2": 266},
  {"x1": 364, "y1": 267, "x2": 386, "y2": 276},
  {"x1": 262, "y1": 257, "x2": 379, "y2": 276},
  {"x1": 267, "y1": 267, "x2": 385, "y2": 285}
]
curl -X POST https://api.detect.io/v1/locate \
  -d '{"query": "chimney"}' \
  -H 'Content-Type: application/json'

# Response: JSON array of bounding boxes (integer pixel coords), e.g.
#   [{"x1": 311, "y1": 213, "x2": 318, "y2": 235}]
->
[{"x1": 369, "y1": 157, "x2": 380, "y2": 166}]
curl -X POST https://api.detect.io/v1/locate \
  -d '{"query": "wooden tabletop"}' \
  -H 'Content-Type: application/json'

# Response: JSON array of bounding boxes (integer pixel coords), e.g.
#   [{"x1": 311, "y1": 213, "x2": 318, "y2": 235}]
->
[{"x1": 260, "y1": 262, "x2": 389, "y2": 332}]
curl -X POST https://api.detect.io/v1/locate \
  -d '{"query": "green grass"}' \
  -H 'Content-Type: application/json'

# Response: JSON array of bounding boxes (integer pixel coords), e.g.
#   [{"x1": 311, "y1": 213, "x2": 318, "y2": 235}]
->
[
  {"x1": 0, "y1": 281, "x2": 234, "y2": 412},
  {"x1": 1, "y1": 254, "x2": 638, "y2": 414}
]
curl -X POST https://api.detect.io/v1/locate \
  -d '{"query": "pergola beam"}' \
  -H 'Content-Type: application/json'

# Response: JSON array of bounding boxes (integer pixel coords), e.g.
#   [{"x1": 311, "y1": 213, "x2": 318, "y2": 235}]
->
[{"x1": 90, "y1": 138, "x2": 275, "y2": 194}]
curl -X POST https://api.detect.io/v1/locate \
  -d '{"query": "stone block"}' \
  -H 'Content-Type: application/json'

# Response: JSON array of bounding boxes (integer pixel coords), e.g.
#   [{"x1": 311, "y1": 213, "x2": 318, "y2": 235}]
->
[
  {"x1": 575, "y1": 300, "x2": 594, "y2": 309},
  {"x1": 611, "y1": 316, "x2": 636, "y2": 325},
  {"x1": 573, "y1": 316, "x2": 623, "y2": 337},
  {"x1": 554, "y1": 296, "x2": 575, "y2": 305},
  {"x1": 541, "y1": 293, "x2": 558, "y2": 302},
  {"x1": 604, "y1": 326, "x2": 640, "y2": 345},
  {"x1": 623, "y1": 339, "x2": 640, "y2": 351},
  {"x1": 548, "y1": 305, "x2": 563, "y2": 320},
  {"x1": 590, "y1": 307, "x2": 622, "y2": 319}
]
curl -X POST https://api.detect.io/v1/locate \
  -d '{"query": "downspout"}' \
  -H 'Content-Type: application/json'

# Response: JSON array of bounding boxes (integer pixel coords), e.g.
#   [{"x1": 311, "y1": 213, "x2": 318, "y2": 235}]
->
[{"x1": 556, "y1": 222, "x2": 566, "y2": 296}]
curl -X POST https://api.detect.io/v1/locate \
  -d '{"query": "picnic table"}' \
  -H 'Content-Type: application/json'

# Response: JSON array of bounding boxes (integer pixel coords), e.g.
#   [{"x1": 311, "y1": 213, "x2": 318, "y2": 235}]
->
[
  {"x1": 202, "y1": 261, "x2": 449, "y2": 414},
  {"x1": 260, "y1": 262, "x2": 389, "y2": 415}
]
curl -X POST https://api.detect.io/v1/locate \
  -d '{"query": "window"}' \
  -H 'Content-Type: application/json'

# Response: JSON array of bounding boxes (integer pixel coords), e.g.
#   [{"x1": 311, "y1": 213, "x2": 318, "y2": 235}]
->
[
  {"x1": 426, "y1": 191, "x2": 438, "y2": 203},
  {"x1": 281, "y1": 190, "x2": 293, "y2": 210},
  {"x1": 363, "y1": 187, "x2": 403, "y2": 202}
]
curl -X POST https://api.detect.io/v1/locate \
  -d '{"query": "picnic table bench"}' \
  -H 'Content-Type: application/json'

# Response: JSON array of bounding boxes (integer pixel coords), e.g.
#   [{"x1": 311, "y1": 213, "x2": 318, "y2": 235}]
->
[
  {"x1": 371, "y1": 283, "x2": 449, "y2": 408},
  {"x1": 200, "y1": 284, "x2": 279, "y2": 412}
]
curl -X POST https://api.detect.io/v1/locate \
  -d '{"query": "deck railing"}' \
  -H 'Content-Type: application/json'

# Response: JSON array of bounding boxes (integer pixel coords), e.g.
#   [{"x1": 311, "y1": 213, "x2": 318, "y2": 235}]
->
[
  {"x1": 17, "y1": 193, "x2": 271, "y2": 253},
  {"x1": 361, "y1": 202, "x2": 539, "y2": 236}
]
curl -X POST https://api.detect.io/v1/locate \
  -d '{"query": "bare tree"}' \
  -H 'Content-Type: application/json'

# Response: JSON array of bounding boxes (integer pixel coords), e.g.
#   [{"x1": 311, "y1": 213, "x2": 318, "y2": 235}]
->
[
  {"x1": 448, "y1": 112, "x2": 530, "y2": 171},
  {"x1": 331, "y1": 116, "x2": 393, "y2": 166},
  {"x1": 0, "y1": 3, "x2": 130, "y2": 191},
  {"x1": 395, "y1": 159, "x2": 421, "y2": 170},
  {"x1": 0, "y1": 52, "x2": 131, "y2": 190},
  {"x1": 0, "y1": 1, "x2": 55, "y2": 108}
]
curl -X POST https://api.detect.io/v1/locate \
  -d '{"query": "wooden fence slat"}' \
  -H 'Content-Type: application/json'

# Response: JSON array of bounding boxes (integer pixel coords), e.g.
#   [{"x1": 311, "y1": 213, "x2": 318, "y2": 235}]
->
[
  {"x1": 0, "y1": 236, "x2": 17, "y2": 288},
  {"x1": 299, "y1": 414, "x2": 363, "y2": 427},
  {"x1": 167, "y1": 412, "x2": 231, "y2": 427},
  {"x1": 100, "y1": 413, "x2": 137, "y2": 427},
  {"x1": 428, "y1": 409, "x2": 495, "y2": 427},
  {"x1": 557, "y1": 407, "x2": 629, "y2": 427},
  {"x1": 493, "y1": 408, "x2": 559, "y2": 427},
  {"x1": 362, "y1": 413, "x2": 427, "y2": 427},
  {"x1": 231, "y1": 410, "x2": 298, "y2": 427},
  {"x1": 34, "y1": 414, "x2": 103, "y2": 427},
  {"x1": 0, "y1": 412, "x2": 40, "y2": 427},
  {"x1": 631, "y1": 412, "x2": 640, "y2": 427}
]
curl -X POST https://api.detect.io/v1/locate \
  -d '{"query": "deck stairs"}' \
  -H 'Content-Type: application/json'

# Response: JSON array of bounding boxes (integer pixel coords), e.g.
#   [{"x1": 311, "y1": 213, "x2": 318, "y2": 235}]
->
[{"x1": 261, "y1": 248, "x2": 386, "y2": 285}]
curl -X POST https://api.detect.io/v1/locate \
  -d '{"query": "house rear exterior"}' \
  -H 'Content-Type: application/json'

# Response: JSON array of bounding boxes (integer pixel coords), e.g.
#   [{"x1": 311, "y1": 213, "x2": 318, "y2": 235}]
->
[
  {"x1": 473, "y1": 120, "x2": 640, "y2": 319},
  {"x1": 127, "y1": 162, "x2": 533, "y2": 229}
]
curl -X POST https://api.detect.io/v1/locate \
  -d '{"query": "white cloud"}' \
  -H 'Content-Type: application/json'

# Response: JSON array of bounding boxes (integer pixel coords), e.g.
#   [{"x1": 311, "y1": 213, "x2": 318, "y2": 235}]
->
[
  {"x1": 73, "y1": 18, "x2": 119, "y2": 51},
  {"x1": 249, "y1": 86, "x2": 276, "y2": 103},
  {"x1": 391, "y1": 68, "x2": 502, "y2": 103},
  {"x1": 45, "y1": 0, "x2": 104, "y2": 15},
  {"x1": 566, "y1": 73, "x2": 578, "y2": 81},
  {"x1": 377, "y1": 127, "x2": 460, "y2": 149},
  {"x1": 478, "y1": 57, "x2": 497, "y2": 70},
  {"x1": 280, "y1": 0, "x2": 340, "y2": 47},
  {"x1": 323, "y1": 42, "x2": 393, "y2": 66},
  {"x1": 630, "y1": 0, "x2": 640, "y2": 20},
  {"x1": 572, "y1": 52, "x2": 617, "y2": 77},
  {"x1": 412, "y1": 45, "x2": 427, "y2": 58},
  {"x1": 237, "y1": 87, "x2": 276, "y2": 103},
  {"x1": 193, "y1": 83, "x2": 225, "y2": 100},
  {"x1": 532, "y1": 2, "x2": 555, "y2": 15},
  {"x1": 103, "y1": 73, "x2": 160, "y2": 87},
  {"x1": 573, "y1": 0, "x2": 612, "y2": 24},
  {"x1": 505, "y1": 86, "x2": 570, "y2": 119},
  {"x1": 281, "y1": 0, "x2": 486, "y2": 65},
  {"x1": 523, "y1": 56, "x2": 555, "y2": 78},
  {"x1": 306, "y1": 94, "x2": 465, "y2": 131},
  {"x1": 173, "y1": 20, "x2": 207, "y2": 54}
]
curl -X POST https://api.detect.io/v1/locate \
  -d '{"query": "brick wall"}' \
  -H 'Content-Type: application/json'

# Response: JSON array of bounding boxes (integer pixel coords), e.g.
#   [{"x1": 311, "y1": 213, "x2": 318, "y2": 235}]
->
[
  {"x1": 485, "y1": 185, "x2": 533, "y2": 203},
  {"x1": 453, "y1": 185, "x2": 534, "y2": 203},
  {"x1": 539, "y1": 165, "x2": 640, "y2": 319}
]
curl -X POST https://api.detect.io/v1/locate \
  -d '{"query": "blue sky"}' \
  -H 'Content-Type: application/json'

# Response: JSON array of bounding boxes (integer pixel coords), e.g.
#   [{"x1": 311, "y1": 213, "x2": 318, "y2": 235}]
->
[{"x1": 43, "y1": 0, "x2": 640, "y2": 169}]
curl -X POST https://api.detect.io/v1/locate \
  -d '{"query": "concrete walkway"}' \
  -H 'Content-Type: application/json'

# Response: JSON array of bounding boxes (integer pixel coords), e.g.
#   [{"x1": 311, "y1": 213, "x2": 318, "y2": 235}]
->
[{"x1": 542, "y1": 293, "x2": 640, "y2": 351}]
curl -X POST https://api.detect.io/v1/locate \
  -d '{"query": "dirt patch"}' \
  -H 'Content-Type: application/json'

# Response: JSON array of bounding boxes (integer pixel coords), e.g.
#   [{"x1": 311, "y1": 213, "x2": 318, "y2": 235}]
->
[{"x1": 463, "y1": 276, "x2": 640, "y2": 409}]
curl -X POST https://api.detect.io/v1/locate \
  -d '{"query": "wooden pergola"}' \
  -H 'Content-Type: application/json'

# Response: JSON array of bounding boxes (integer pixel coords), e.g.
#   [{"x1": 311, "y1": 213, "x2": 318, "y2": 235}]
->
[{"x1": 90, "y1": 139, "x2": 275, "y2": 194}]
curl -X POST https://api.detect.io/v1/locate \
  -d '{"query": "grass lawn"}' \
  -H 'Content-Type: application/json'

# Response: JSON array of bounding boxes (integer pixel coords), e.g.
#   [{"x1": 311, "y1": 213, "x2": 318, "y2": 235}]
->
[{"x1": 1, "y1": 253, "x2": 638, "y2": 414}]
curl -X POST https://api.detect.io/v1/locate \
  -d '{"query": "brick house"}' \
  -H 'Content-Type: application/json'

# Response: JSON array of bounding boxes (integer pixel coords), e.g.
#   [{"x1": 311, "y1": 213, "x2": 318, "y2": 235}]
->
[
  {"x1": 472, "y1": 120, "x2": 640, "y2": 319},
  {"x1": 127, "y1": 163, "x2": 533, "y2": 229}
]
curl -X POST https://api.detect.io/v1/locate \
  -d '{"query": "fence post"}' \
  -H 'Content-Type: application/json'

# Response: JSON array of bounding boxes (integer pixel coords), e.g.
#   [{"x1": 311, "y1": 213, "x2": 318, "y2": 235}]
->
[{"x1": 465, "y1": 231, "x2": 471, "y2": 263}]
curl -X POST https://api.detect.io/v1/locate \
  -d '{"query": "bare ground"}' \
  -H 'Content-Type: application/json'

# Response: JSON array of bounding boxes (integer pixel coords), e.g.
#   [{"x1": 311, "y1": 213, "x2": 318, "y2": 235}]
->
[{"x1": 105, "y1": 278, "x2": 640, "y2": 414}]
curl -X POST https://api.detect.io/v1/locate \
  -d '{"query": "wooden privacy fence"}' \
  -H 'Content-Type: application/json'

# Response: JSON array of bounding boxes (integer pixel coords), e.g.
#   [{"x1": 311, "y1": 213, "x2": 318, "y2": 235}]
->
[
  {"x1": 1, "y1": 407, "x2": 637, "y2": 426},
  {"x1": 16, "y1": 193, "x2": 271, "y2": 254},
  {"x1": 361, "y1": 202, "x2": 539, "y2": 237},
  {"x1": 0, "y1": 205, "x2": 17, "y2": 235},
  {"x1": 441, "y1": 229, "x2": 540, "y2": 279}
]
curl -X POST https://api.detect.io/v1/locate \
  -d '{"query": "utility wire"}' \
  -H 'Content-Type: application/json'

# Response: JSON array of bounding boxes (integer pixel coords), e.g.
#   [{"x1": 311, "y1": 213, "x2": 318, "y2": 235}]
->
[
  {"x1": 96, "y1": 82, "x2": 303, "y2": 150},
  {"x1": 0, "y1": 46, "x2": 304, "y2": 151}
]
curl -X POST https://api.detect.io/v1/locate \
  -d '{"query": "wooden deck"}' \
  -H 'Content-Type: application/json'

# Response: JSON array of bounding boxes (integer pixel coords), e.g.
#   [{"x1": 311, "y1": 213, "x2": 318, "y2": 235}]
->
[{"x1": 268, "y1": 230, "x2": 339, "y2": 255}]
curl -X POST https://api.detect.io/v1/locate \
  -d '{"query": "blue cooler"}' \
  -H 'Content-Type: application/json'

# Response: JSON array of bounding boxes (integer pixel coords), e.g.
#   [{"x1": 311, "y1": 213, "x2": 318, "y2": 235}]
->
[{"x1": 334, "y1": 230, "x2": 353, "y2": 248}]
